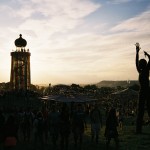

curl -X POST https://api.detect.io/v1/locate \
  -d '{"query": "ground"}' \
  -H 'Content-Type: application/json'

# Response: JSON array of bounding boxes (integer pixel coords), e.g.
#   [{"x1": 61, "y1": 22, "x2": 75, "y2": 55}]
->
[{"x1": 3, "y1": 123, "x2": 149, "y2": 150}]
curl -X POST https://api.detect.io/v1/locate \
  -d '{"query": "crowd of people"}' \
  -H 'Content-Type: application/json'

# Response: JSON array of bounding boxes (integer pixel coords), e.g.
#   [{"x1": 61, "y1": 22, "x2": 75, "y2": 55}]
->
[{"x1": 0, "y1": 102, "x2": 124, "y2": 150}]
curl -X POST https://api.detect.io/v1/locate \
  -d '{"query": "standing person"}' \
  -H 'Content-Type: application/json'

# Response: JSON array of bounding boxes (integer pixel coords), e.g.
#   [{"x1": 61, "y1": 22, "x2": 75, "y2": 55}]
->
[
  {"x1": 0, "y1": 110, "x2": 5, "y2": 149},
  {"x1": 33, "y1": 110, "x2": 38, "y2": 144},
  {"x1": 118, "y1": 109, "x2": 124, "y2": 131},
  {"x1": 0, "y1": 110, "x2": 5, "y2": 136},
  {"x1": 90, "y1": 104, "x2": 102, "y2": 144},
  {"x1": 37, "y1": 111, "x2": 44, "y2": 147},
  {"x1": 21, "y1": 108, "x2": 33, "y2": 141},
  {"x1": 48, "y1": 104, "x2": 60, "y2": 149},
  {"x1": 33, "y1": 111, "x2": 45, "y2": 150},
  {"x1": 135, "y1": 43, "x2": 150, "y2": 134},
  {"x1": 71, "y1": 104, "x2": 87, "y2": 150},
  {"x1": 104, "y1": 108, "x2": 119, "y2": 150},
  {"x1": 59, "y1": 104, "x2": 70, "y2": 150},
  {"x1": 42, "y1": 107, "x2": 49, "y2": 145}
]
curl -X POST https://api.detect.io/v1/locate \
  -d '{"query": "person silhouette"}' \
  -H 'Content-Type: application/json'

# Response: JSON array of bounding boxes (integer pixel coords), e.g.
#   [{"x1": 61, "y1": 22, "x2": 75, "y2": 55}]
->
[
  {"x1": 135, "y1": 43, "x2": 150, "y2": 134},
  {"x1": 104, "y1": 108, "x2": 119, "y2": 150}
]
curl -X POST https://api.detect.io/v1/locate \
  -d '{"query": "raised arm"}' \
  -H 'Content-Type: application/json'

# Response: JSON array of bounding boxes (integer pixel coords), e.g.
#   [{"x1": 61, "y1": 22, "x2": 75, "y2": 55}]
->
[
  {"x1": 144, "y1": 51, "x2": 150, "y2": 70},
  {"x1": 136, "y1": 45, "x2": 140, "y2": 73}
]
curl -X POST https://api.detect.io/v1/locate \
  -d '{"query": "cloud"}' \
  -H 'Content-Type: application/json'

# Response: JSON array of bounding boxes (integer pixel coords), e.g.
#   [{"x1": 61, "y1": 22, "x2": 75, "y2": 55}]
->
[
  {"x1": 10, "y1": 0, "x2": 101, "y2": 50},
  {"x1": 107, "y1": 0, "x2": 133, "y2": 4},
  {"x1": 111, "y1": 10, "x2": 150, "y2": 33},
  {"x1": 42, "y1": 6, "x2": 150, "y2": 81},
  {"x1": 0, "y1": 0, "x2": 149, "y2": 84},
  {"x1": 0, "y1": 0, "x2": 101, "y2": 38}
]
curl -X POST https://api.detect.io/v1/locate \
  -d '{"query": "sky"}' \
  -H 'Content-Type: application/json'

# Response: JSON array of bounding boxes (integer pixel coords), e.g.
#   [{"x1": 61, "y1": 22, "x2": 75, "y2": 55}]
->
[{"x1": 0, "y1": 0, "x2": 150, "y2": 85}]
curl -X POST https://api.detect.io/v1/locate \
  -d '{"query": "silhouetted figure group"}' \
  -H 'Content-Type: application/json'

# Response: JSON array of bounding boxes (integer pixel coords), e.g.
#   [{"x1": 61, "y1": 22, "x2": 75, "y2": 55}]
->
[{"x1": 0, "y1": 104, "x2": 89, "y2": 150}]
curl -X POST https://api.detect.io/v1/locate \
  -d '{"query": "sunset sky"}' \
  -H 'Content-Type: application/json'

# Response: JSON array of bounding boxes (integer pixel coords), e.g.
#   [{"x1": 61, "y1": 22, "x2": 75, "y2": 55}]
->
[{"x1": 0, "y1": 0, "x2": 150, "y2": 85}]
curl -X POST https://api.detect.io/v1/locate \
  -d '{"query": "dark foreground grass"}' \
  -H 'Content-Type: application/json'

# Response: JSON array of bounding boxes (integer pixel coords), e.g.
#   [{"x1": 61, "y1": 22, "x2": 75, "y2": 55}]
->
[
  {"x1": 118, "y1": 125, "x2": 150, "y2": 150},
  {"x1": 0, "y1": 112, "x2": 149, "y2": 150},
  {"x1": 1, "y1": 124, "x2": 149, "y2": 150}
]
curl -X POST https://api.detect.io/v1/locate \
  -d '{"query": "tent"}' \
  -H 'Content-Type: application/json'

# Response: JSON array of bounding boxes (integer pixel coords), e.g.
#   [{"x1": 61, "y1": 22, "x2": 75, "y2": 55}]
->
[
  {"x1": 40, "y1": 94, "x2": 97, "y2": 103},
  {"x1": 111, "y1": 88, "x2": 138, "y2": 104},
  {"x1": 112, "y1": 88, "x2": 138, "y2": 97}
]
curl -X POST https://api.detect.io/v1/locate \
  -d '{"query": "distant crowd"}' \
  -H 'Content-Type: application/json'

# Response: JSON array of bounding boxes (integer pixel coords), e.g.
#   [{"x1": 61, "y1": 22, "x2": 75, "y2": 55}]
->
[{"x1": 0, "y1": 103, "x2": 128, "y2": 150}]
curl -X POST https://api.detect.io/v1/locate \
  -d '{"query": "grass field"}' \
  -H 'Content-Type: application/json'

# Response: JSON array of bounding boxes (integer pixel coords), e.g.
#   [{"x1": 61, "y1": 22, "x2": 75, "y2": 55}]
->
[
  {"x1": 0, "y1": 98, "x2": 150, "y2": 150},
  {"x1": 3, "y1": 122, "x2": 149, "y2": 150}
]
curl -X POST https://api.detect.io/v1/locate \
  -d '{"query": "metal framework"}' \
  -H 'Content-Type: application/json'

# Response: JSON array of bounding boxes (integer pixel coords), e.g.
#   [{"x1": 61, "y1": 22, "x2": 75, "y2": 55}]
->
[{"x1": 10, "y1": 35, "x2": 31, "y2": 91}]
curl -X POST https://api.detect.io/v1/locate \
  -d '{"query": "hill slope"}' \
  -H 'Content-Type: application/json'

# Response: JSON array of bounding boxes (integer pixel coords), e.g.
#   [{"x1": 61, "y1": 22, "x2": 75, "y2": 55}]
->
[{"x1": 96, "y1": 80, "x2": 139, "y2": 88}]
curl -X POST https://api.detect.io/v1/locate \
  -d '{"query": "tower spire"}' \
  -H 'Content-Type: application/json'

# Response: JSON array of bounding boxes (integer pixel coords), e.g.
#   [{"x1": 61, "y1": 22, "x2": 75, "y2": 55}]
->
[{"x1": 10, "y1": 34, "x2": 31, "y2": 91}]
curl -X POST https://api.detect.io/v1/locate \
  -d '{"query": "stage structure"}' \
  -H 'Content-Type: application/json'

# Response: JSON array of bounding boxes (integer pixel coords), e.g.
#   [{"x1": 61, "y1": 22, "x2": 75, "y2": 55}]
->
[{"x1": 10, "y1": 34, "x2": 31, "y2": 91}]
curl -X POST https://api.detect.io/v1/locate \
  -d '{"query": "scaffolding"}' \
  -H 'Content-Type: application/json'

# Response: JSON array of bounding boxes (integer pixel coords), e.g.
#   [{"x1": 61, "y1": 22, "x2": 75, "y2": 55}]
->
[{"x1": 10, "y1": 34, "x2": 31, "y2": 91}]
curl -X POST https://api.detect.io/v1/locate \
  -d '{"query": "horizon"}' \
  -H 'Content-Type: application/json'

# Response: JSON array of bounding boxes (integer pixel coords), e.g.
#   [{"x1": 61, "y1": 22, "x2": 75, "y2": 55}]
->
[
  {"x1": 0, "y1": 79, "x2": 138, "y2": 87},
  {"x1": 28, "y1": 79, "x2": 139, "y2": 86},
  {"x1": 0, "y1": 0, "x2": 149, "y2": 85}
]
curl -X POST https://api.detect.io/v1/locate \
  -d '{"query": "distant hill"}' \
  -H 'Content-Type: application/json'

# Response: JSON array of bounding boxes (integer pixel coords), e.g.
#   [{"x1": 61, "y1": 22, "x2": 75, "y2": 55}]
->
[{"x1": 96, "y1": 80, "x2": 139, "y2": 88}]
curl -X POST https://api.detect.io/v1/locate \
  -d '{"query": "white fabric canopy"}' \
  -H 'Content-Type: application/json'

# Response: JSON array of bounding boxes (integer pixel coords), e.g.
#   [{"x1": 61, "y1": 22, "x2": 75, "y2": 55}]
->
[{"x1": 40, "y1": 94, "x2": 97, "y2": 103}]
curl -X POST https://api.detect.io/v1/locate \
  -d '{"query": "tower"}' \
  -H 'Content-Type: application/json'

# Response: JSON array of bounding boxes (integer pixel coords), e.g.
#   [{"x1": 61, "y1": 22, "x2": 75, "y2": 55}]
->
[{"x1": 10, "y1": 34, "x2": 31, "y2": 91}]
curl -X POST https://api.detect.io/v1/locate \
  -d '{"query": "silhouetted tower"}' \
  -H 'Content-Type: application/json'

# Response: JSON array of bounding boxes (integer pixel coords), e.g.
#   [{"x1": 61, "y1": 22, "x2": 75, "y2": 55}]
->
[{"x1": 10, "y1": 34, "x2": 31, "y2": 91}]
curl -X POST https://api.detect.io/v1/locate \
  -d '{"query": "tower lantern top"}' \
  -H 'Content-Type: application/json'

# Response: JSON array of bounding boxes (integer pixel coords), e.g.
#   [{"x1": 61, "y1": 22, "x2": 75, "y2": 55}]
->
[{"x1": 15, "y1": 34, "x2": 27, "y2": 47}]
